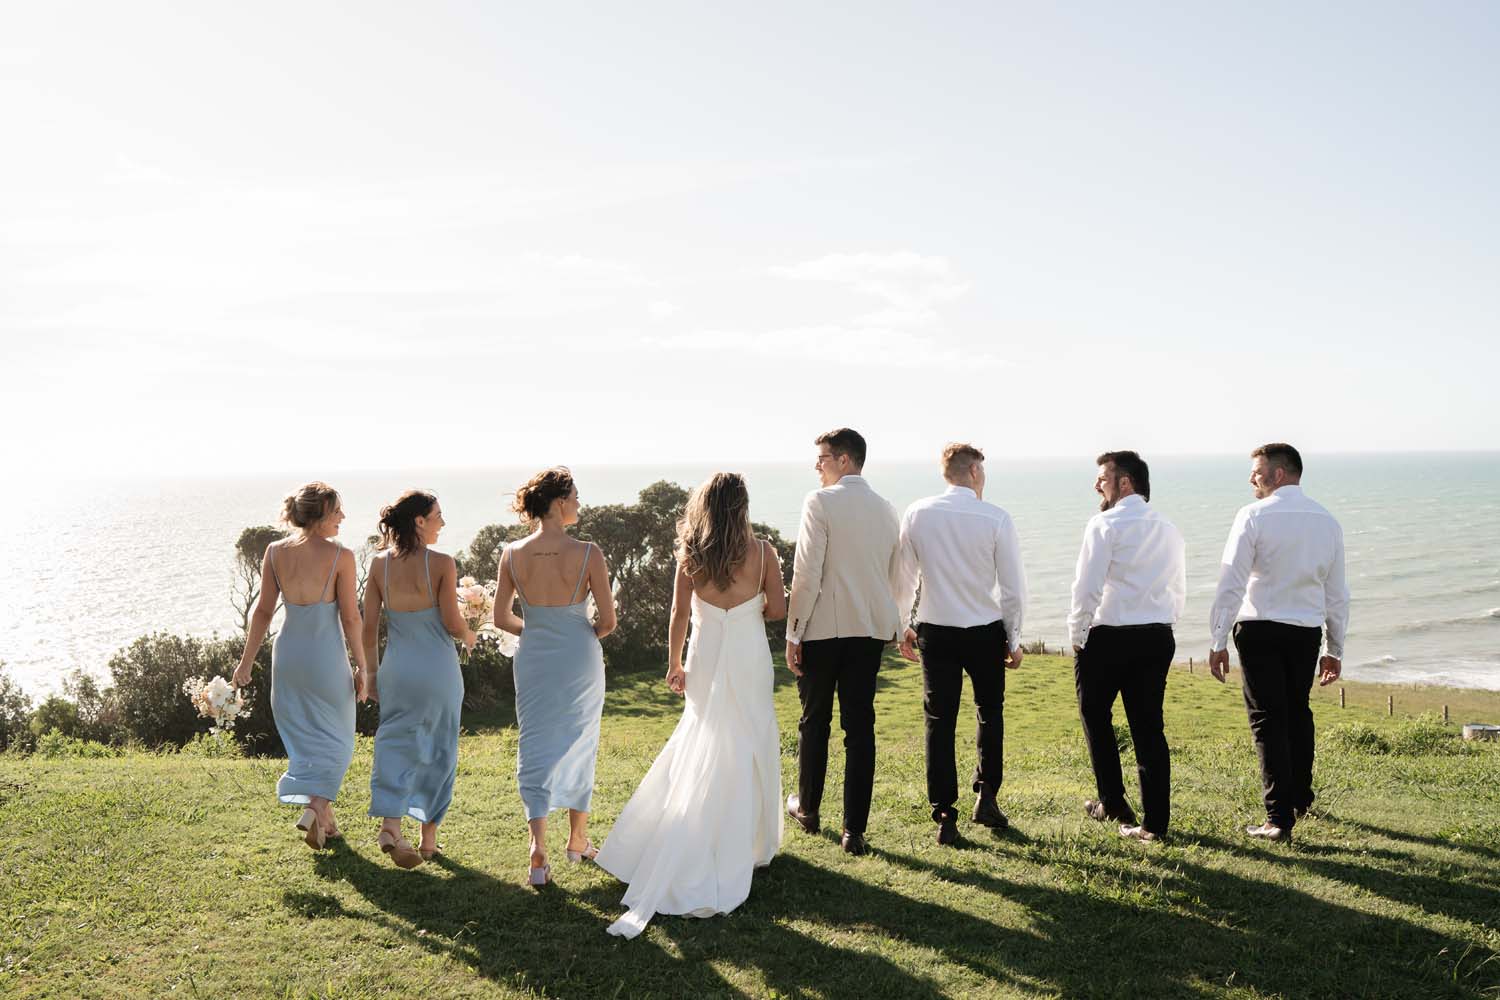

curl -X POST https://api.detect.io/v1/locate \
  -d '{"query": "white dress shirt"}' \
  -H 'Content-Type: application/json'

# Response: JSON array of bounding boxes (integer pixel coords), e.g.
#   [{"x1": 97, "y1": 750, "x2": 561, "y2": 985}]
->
[
  {"x1": 1209, "y1": 484, "x2": 1350, "y2": 658},
  {"x1": 892, "y1": 485, "x2": 1026, "y2": 651},
  {"x1": 1067, "y1": 494, "x2": 1187, "y2": 649}
]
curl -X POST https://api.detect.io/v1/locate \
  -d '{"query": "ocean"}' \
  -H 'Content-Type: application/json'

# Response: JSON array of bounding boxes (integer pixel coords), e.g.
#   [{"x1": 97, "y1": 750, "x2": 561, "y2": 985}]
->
[{"x1": 3, "y1": 453, "x2": 1497, "y2": 696}]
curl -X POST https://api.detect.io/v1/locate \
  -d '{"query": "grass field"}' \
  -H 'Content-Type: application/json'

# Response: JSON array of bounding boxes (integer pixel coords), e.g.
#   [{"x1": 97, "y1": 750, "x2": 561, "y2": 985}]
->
[{"x1": 3, "y1": 653, "x2": 1498, "y2": 999}]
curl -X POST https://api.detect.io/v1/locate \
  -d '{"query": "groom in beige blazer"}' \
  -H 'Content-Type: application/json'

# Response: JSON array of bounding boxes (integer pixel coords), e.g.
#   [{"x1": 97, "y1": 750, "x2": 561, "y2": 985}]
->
[{"x1": 784, "y1": 427, "x2": 901, "y2": 855}]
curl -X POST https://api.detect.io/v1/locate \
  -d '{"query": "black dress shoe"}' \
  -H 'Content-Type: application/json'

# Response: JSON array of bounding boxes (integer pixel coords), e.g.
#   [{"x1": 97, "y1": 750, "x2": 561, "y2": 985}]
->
[
  {"x1": 1246, "y1": 822, "x2": 1291, "y2": 844},
  {"x1": 1083, "y1": 798, "x2": 1138, "y2": 826},
  {"x1": 840, "y1": 831, "x2": 868, "y2": 856},
  {"x1": 972, "y1": 794, "x2": 1009, "y2": 830},
  {"x1": 936, "y1": 813, "x2": 960, "y2": 846},
  {"x1": 786, "y1": 793, "x2": 820, "y2": 834}
]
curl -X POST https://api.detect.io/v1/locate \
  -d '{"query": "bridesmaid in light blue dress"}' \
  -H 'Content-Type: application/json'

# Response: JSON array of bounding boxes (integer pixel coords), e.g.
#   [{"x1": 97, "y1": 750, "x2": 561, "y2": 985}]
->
[
  {"x1": 493, "y1": 467, "x2": 617, "y2": 887},
  {"x1": 234, "y1": 482, "x2": 371, "y2": 850},
  {"x1": 361, "y1": 490, "x2": 476, "y2": 869}
]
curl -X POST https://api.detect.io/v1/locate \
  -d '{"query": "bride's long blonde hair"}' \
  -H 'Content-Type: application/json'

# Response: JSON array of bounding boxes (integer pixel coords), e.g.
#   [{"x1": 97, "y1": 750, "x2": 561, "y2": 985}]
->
[{"x1": 675, "y1": 473, "x2": 754, "y2": 591}]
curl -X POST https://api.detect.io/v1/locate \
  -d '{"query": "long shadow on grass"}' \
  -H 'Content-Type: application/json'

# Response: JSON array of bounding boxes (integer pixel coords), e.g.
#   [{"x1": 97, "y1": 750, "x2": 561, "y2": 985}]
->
[
  {"x1": 1333, "y1": 815, "x2": 1500, "y2": 862},
  {"x1": 309, "y1": 849, "x2": 952, "y2": 998},
  {"x1": 877, "y1": 844, "x2": 1500, "y2": 999},
  {"x1": 1193, "y1": 832, "x2": 1500, "y2": 930}
]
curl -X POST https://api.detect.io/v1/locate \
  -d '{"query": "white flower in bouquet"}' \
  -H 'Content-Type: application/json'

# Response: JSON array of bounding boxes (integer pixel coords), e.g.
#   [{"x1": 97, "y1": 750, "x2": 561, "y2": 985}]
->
[
  {"x1": 182, "y1": 675, "x2": 250, "y2": 735},
  {"x1": 456, "y1": 576, "x2": 499, "y2": 634}
]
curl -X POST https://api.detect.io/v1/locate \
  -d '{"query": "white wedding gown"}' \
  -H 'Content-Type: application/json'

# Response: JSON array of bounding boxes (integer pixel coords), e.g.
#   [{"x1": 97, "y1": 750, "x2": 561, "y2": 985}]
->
[{"x1": 595, "y1": 585, "x2": 783, "y2": 939}]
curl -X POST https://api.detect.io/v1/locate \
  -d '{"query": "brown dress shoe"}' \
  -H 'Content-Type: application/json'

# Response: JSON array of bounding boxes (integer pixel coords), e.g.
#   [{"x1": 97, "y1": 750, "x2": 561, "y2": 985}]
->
[
  {"x1": 972, "y1": 794, "x2": 1009, "y2": 830},
  {"x1": 935, "y1": 813, "x2": 960, "y2": 846},
  {"x1": 786, "y1": 793, "x2": 820, "y2": 834},
  {"x1": 1119, "y1": 824, "x2": 1161, "y2": 842},
  {"x1": 1246, "y1": 822, "x2": 1291, "y2": 844},
  {"x1": 840, "y1": 831, "x2": 868, "y2": 856},
  {"x1": 1084, "y1": 798, "x2": 1138, "y2": 826}
]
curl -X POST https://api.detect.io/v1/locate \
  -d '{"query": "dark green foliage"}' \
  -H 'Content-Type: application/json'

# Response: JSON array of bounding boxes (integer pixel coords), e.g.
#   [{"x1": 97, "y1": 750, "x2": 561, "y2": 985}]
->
[
  {"x1": 455, "y1": 523, "x2": 530, "y2": 584},
  {"x1": 107, "y1": 634, "x2": 226, "y2": 748},
  {"x1": 62, "y1": 670, "x2": 125, "y2": 745},
  {"x1": 463, "y1": 481, "x2": 799, "y2": 673},
  {"x1": 28, "y1": 696, "x2": 79, "y2": 740},
  {"x1": 0, "y1": 662, "x2": 34, "y2": 752},
  {"x1": 232, "y1": 525, "x2": 288, "y2": 632}
]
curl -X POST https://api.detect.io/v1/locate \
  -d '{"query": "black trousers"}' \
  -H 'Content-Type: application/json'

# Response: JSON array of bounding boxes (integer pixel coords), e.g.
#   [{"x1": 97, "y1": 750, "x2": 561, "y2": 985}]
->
[
  {"x1": 917, "y1": 620, "x2": 1007, "y2": 822},
  {"x1": 795, "y1": 636, "x2": 885, "y2": 835},
  {"x1": 1074, "y1": 624, "x2": 1175, "y2": 834},
  {"x1": 1234, "y1": 620, "x2": 1323, "y2": 830}
]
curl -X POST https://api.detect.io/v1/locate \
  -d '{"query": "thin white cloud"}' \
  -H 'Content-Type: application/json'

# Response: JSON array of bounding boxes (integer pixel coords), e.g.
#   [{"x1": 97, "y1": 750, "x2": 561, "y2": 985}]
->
[
  {"x1": 648, "y1": 300, "x2": 680, "y2": 320},
  {"x1": 770, "y1": 251, "x2": 971, "y2": 310},
  {"x1": 644, "y1": 325, "x2": 1006, "y2": 369}
]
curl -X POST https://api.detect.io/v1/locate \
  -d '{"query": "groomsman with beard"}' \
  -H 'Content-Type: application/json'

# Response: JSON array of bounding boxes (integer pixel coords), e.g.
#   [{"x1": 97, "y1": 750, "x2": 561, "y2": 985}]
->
[
  {"x1": 893, "y1": 443, "x2": 1026, "y2": 845},
  {"x1": 1068, "y1": 451, "x2": 1186, "y2": 842},
  {"x1": 1208, "y1": 443, "x2": 1349, "y2": 844},
  {"x1": 785, "y1": 428, "x2": 902, "y2": 856}
]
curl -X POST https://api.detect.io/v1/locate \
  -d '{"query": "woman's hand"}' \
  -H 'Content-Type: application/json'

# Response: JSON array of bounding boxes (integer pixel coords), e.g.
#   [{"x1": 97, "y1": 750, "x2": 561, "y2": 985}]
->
[
  {"x1": 232, "y1": 661, "x2": 253, "y2": 688},
  {"x1": 354, "y1": 668, "x2": 370, "y2": 703},
  {"x1": 462, "y1": 629, "x2": 477, "y2": 653},
  {"x1": 666, "y1": 662, "x2": 686, "y2": 697},
  {"x1": 363, "y1": 669, "x2": 379, "y2": 704}
]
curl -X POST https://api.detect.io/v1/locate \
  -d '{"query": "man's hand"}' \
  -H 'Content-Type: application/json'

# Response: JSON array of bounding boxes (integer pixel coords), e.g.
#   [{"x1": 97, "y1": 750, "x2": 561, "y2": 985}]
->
[
  {"x1": 784, "y1": 641, "x2": 803, "y2": 677},
  {"x1": 1208, "y1": 648, "x2": 1230, "y2": 683},
  {"x1": 1318, "y1": 655, "x2": 1342, "y2": 686},
  {"x1": 1005, "y1": 646, "x2": 1024, "y2": 670},
  {"x1": 899, "y1": 628, "x2": 919, "y2": 662},
  {"x1": 1073, "y1": 645, "x2": 1084, "y2": 658}
]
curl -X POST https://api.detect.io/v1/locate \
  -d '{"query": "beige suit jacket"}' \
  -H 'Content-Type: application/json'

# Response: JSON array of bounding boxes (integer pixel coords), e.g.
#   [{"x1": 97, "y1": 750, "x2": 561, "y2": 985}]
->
[{"x1": 786, "y1": 475, "x2": 902, "y2": 643}]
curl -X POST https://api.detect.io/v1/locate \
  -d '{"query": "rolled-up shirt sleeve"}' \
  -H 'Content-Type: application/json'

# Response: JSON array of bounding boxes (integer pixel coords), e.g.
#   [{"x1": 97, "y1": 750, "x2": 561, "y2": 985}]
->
[
  {"x1": 1067, "y1": 518, "x2": 1109, "y2": 649},
  {"x1": 1209, "y1": 509, "x2": 1255, "y2": 652}
]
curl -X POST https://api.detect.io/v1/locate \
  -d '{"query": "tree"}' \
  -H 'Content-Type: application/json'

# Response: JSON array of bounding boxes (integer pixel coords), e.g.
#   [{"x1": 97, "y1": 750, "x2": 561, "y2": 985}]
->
[
  {"x1": 463, "y1": 481, "x2": 798, "y2": 673},
  {"x1": 29, "y1": 695, "x2": 80, "y2": 739},
  {"x1": 0, "y1": 661, "x2": 35, "y2": 751},
  {"x1": 455, "y1": 523, "x2": 532, "y2": 584},
  {"x1": 232, "y1": 525, "x2": 288, "y2": 633}
]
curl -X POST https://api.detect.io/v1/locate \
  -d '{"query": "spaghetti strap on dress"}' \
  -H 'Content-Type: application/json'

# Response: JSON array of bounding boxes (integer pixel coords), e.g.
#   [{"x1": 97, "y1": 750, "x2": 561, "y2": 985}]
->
[
  {"x1": 368, "y1": 549, "x2": 464, "y2": 824},
  {"x1": 268, "y1": 543, "x2": 356, "y2": 805},
  {"x1": 510, "y1": 541, "x2": 608, "y2": 821}
]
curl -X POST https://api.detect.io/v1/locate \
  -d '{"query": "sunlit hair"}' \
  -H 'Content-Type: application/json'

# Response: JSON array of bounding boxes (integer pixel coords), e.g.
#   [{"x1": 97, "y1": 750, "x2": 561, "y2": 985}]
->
[
  {"x1": 1096, "y1": 450, "x2": 1151, "y2": 502},
  {"x1": 941, "y1": 442, "x2": 985, "y2": 483},
  {"x1": 513, "y1": 467, "x2": 575, "y2": 523},
  {"x1": 676, "y1": 473, "x2": 754, "y2": 591},
  {"x1": 281, "y1": 482, "x2": 341, "y2": 534},
  {"x1": 377, "y1": 490, "x2": 437, "y2": 556},
  {"x1": 1251, "y1": 442, "x2": 1303, "y2": 478}
]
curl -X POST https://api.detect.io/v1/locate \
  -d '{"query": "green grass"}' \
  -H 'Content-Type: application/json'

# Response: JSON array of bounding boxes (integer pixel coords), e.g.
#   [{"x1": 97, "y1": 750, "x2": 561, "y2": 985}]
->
[{"x1": 4, "y1": 654, "x2": 1499, "y2": 999}]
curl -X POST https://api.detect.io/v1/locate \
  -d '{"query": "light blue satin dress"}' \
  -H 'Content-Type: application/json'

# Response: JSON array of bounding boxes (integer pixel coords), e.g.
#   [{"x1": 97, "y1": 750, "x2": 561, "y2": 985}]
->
[
  {"x1": 368, "y1": 549, "x2": 464, "y2": 825},
  {"x1": 511, "y1": 542, "x2": 607, "y2": 820},
  {"x1": 268, "y1": 543, "x2": 356, "y2": 805}
]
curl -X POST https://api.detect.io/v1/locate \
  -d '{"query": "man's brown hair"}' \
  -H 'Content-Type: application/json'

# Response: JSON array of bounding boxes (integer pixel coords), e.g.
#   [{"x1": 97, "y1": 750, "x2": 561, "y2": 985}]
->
[
  {"x1": 1251, "y1": 442, "x2": 1303, "y2": 478},
  {"x1": 941, "y1": 442, "x2": 985, "y2": 483},
  {"x1": 814, "y1": 428, "x2": 867, "y2": 469},
  {"x1": 1096, "y1": 450, "x2": 1151, "y2": 502}
]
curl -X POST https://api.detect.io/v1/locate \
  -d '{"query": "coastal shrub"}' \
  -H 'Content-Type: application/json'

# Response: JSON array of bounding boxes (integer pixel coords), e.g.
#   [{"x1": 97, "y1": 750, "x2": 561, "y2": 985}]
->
[
  {"x1": 1323, "y1": 722, "x2": 1391, "y2": 755},
  {"x1": 460, "y1": 637, "x2": 515, "y2": 712},
  {"x1": 0, "y1": 662, "x2": 35, "y2": 752},
  {"x1": 1388, "y1": 715, "x2": 1461, "y2": 756},
  {"x1": 463, "y1": 481, "x2": 796, "y2": 673},
  {"x1": 34, "y1": 730, "x2": 122, "y2": 759},
  {"x1": 108, "y1": 633, "x2": 226, "y2": 748},
  {"x1": 62, "y1": 670, "x2": 126, "y2": 745},
  {"x1": 28, "y1": 696, "x2": 80, "y2": 740},
  {"x1": 178, "y1": 732, "x2": 244, "y2": 759}
]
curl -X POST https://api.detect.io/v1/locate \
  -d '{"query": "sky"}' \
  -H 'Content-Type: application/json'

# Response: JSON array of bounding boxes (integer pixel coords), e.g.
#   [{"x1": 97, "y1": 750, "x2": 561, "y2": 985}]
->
[{"x1": 3, "y1": 1, "x2": 1497, "y2": 478}]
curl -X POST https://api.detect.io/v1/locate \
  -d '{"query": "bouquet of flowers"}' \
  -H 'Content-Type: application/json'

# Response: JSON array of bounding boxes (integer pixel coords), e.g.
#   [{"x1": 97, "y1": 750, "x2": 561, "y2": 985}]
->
[
  {"x1": 457, "y1": 576, "x2": 518, "y2": 657},
  {"x1": 182, "y1": 675, "x2": 250, "y2": 735}
]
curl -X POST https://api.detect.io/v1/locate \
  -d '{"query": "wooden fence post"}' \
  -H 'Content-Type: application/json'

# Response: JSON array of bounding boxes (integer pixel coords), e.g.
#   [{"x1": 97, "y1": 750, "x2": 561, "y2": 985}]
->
[
  {"x1": 1443, "y1": 704, "x2": 1449, "y2": 724},
  {"x1": 1388, "y1": 695, "x2": 1394, "y2": 717},
  {"x1": 1339, "y1": 687, "x2": 1345, "y2": 708}
]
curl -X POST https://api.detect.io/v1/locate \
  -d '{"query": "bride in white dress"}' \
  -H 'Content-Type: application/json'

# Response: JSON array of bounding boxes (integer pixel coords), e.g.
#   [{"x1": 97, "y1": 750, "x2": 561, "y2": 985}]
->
[{"x1": 595, "y1": 472, "x2": 786, "y2": 938}]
